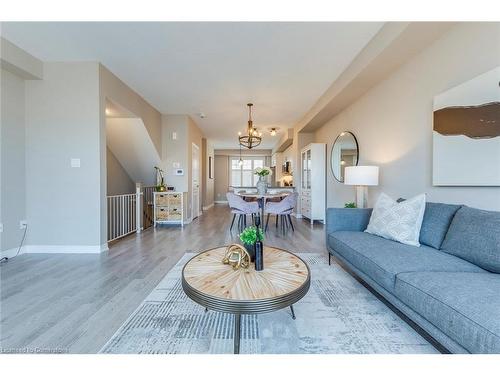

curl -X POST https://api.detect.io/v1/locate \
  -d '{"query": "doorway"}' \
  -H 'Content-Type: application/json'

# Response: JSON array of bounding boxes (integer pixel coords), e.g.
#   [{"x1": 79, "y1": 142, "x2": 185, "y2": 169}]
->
[{"x1": 192, "y1": 143, "x2": 200, "y2": 220}]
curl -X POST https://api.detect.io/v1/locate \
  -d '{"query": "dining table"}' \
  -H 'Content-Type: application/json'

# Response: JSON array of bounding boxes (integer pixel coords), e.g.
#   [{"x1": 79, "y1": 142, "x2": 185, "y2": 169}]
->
[{"x1": 235, "y1": 191, "x2": 290, "y2": 224}]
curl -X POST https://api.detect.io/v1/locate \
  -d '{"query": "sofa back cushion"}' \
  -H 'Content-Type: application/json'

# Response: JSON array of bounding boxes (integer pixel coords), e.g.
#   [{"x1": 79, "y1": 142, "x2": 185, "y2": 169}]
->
[
  {"x1": 396, "y1": 200, "x2": 461, "y2": 249},
  {"x1": 421, "y1": 202, "x2": 462, "y2": 249},
  {"x1": 441, "y1": 206, "x2": 500, "y2": 273}
]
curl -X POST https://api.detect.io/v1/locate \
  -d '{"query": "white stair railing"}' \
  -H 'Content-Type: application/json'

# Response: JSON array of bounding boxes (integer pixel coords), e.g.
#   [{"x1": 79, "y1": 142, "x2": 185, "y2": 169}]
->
[{"x1": 107, "y1": 186, "x2": 143, "y2": 242}]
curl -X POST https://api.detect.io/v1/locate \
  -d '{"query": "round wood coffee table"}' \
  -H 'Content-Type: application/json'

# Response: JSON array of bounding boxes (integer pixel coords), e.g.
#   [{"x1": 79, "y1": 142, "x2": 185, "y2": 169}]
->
[{"x1": 181, "y1": 246, "x2": 310, "y2": 354}]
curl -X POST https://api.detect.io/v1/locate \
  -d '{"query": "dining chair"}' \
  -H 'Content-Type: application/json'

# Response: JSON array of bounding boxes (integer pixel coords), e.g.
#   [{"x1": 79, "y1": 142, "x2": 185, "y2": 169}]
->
[
  {"x1": 226, "y1": 192, "x2": 259, "y2": 232},
  {"x1": 264, "y1": 193, "x2": 297, "y2": 232}
]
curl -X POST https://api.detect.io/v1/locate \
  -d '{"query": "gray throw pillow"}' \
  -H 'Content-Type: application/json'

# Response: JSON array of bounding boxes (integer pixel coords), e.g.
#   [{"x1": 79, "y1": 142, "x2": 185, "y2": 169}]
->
[
  {"x1": 441, "y1": 206, "x2": 500, "y2": 273},
  {"x1": 396, "y1": 199, "x2": 461, "y2": 249}
]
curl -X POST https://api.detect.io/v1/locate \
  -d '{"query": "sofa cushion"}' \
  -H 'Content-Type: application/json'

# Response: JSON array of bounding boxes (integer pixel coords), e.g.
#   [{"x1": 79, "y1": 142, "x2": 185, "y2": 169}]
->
[
  {"x1": 395, "y1": 272, "x2": 500, "y2": 353},
  {"x1": 441, "y1": 206, "x2": 500, "y2": 273},
  {"x1": 420, "y1": 202, "x2": 461, "y2": 249},
  {"x1": 328, "y1": 231, "x2": 486, "y2": 292},
  {"x1": 397, "y1": 200, "x2": 461, "y2": 249}
]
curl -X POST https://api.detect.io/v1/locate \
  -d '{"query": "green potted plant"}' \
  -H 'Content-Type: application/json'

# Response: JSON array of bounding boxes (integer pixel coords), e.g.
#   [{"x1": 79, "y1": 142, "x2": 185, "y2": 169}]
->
[
  {"x1": 154, "y1": 166, "x2": 167, "y2": 192},
  {"x1": 239, "y1": 226, "x2": 264, "y2": 262},
  {"x1": 344, "y1": 202, "x2": 357, "y2": 208}
]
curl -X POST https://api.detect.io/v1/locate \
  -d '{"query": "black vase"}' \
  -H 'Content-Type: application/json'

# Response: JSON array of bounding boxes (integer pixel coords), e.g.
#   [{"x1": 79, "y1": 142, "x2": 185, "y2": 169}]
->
[
  {"x1": 244, "y1": 243, "x2": 255, "y2": 262},
  {"x1": 254, "y1": 241, "x2": 263, "y2": 271}
]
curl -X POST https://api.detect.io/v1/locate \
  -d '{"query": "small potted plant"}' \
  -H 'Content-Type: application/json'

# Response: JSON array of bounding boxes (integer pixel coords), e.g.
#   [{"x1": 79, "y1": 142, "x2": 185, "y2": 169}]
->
[
  {"x1": 239, "y1": 226, "x2": 264, "y2": 262},
  {"x1": 254, "y1": 166, "x2": 272, "y2": 195},
  {"x1": 154, "y1": 166, "x2": 167, "y2": 192},
  {"x1": 344, "y1": 202, "x2": 357, "y2": 208}
]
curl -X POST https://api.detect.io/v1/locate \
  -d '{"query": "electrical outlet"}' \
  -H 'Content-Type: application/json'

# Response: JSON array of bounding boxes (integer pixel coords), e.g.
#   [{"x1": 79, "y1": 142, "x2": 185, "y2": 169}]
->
[{"x1": 20, "y1": 220, "x2": 27, "y2": 230}]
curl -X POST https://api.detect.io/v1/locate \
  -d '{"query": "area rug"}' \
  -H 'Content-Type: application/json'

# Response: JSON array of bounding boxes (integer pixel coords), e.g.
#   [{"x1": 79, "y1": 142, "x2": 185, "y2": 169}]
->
[{"x1": 100, "y1": 253, "x2": 438, "y2": 354}]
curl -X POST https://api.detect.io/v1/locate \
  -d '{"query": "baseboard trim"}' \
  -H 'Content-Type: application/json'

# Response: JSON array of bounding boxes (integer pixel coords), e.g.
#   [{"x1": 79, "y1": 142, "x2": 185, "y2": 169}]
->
[
  {"x1": 1, "y1": 246, "x2": 27, "y2": 258},
  {"x1": 203, "y1": 203, "x2": 214, "y2": 210},
  {"x1": 20, "y1": 244, "x2": 109, "y2": 254},
  {"x1": 214, "y1": 200, "x2": 228, "y2": 204}
]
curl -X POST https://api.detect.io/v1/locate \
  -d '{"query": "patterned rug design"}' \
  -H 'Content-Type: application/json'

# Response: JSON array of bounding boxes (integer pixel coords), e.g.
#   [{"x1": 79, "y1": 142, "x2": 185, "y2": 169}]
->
[{"x1": 100, "y1": 253, "x2": 438, "y2": 354}]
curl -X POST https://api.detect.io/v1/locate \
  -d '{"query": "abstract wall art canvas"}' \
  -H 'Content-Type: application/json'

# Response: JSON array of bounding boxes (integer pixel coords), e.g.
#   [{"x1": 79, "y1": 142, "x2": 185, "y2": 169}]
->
[{"x1": 433, "y1": 67, "x2": 500, "y2": 186}]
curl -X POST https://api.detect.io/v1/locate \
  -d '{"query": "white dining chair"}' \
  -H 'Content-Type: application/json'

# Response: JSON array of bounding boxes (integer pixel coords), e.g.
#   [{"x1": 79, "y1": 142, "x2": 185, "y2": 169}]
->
[{"x1": 226, "y1": 192, "x2": 259, "y2": 231}]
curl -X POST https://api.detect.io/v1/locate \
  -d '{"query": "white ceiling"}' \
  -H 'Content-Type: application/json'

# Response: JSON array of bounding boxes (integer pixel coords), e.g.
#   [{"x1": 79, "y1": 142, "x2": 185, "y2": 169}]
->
[{"x1": 1, "y1": 22, "x2": 383, "y2": 149}]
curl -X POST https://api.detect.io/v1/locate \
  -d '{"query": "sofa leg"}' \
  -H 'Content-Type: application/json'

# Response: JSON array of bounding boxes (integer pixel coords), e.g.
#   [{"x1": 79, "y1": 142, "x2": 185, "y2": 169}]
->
[{"x1": 328, "y1": 253, "x2": 331, "y2": 266}]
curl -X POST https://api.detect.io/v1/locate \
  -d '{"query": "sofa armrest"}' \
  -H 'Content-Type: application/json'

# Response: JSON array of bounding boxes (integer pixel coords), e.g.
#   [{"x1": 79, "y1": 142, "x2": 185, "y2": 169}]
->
[{"x1": 326, "y1": 208, "x2": 372, "y2": 234}]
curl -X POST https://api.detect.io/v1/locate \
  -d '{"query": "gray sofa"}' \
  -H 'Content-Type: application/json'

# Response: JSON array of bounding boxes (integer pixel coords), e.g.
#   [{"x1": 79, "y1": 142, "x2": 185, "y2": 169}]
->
[{"x1": 326, "y1": 203, "x2": 500, "y2": 354}]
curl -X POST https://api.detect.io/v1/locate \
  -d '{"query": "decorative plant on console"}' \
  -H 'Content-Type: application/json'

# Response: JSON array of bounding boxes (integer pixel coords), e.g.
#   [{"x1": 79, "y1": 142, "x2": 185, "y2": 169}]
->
[
  {"x1": 254, "y1": 166, "x2": 272, "y2": 195},
  {"x1": 239, "y1": 225, "x2": 264, "y2": 263},
  {"x1": 344, "y1": 202, "x2": 357, "y2": 208},
  {"x1": 154, "y1": 166, "x2": 166, "y2": 192}
]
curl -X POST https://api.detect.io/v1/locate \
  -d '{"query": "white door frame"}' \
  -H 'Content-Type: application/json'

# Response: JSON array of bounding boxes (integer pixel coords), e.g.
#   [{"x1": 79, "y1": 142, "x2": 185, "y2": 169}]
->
[{"x1": 191, "y1": 142, "x2": 200, "y2": 220}]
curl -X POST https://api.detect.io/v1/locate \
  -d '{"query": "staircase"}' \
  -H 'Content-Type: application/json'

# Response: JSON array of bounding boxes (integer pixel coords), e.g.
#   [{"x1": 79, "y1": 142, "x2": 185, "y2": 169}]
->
[{"x1": 142, "y1": 186, "x2": 155, "y2": 230}]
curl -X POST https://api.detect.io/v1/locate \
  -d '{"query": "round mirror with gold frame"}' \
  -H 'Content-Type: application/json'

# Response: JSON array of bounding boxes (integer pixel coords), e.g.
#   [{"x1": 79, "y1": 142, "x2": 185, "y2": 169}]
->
[{"x1": 330, "y1": 131, "x2": 359, "y2": 183}]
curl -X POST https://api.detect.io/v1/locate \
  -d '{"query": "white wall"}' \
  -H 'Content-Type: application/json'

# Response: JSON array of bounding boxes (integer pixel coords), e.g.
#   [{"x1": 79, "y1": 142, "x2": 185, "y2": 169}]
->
[
  {"x1": 315, "y1": 23, "x2": 500, "y2": 211},
  {"x1": 25, "y1": 62, "x2": 104, "y2": 250},
  {"x1": 187, "y1": 116, "x2": 203, "y2": 217},
  {"x1": 106, "y1": 147, "x2": 135, "y2": 196},
  {"x1": 214, "y1": 155, "x2": 229, "y2": 203},
  {"x1": 160, "y1": 114, "x2": 205, "y2": 220},
  {"x1": 106, "y1": 117, "x2": 161, "y2": 186},
  {"x1": 161, "y1": 115, "x2": 189, "y2": 192},
  {"x1": 202, "y1": 138, "x2": 215, "y2": 209},
  {"x1": 0, "y1": 68, "x2": 26, "y2": 252}
]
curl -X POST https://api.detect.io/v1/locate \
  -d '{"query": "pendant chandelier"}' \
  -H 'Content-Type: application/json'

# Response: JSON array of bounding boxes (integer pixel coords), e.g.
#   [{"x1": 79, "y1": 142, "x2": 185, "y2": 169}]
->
[{"x1": 238, "y1": 103, "x2": 262, "y2": 149}]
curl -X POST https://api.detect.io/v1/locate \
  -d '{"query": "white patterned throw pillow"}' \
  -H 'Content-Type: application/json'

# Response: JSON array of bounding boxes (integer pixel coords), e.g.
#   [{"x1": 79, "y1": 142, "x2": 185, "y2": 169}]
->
[{"x1": 365, "y1": 193, "x2": 426, "y2": 247}]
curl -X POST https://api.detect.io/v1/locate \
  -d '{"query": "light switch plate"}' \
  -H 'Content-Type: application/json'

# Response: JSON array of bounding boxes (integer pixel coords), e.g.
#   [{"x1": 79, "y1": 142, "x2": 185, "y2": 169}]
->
[
  {"x1": 71, "y1": 158, "x2": 81, "y2": 168},
  {"x1": 172, "y1": 132, "x2": 177, "y2": 140}
]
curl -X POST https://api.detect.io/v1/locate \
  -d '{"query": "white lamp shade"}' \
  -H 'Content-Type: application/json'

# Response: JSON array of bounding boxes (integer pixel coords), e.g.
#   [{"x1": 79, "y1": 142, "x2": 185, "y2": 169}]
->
[{"x1": 344, "y1": 166, "x2": 379, "y2": 186}]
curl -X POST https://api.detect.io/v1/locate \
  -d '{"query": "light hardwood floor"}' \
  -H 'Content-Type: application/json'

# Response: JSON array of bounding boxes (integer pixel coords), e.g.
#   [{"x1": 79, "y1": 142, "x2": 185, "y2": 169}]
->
[{"x1": 0, "y1": 205, "x2": 325, "y2": 353}]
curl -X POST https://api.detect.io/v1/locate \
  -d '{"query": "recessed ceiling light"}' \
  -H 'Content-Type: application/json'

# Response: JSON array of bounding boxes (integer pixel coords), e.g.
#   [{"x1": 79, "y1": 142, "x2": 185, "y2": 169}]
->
[
  {"x1": 105, "y1": 108, "x2": 111, "y2": 115},
  {"x1": 198, "y1": 112, "x2": 206, "y2": 119}
]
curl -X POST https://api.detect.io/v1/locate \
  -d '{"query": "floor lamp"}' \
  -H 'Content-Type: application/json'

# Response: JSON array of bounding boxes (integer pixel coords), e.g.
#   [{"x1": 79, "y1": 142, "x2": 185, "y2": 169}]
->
[{"x1": 344, "y1": 166, "x2": 379, "y2": 208}]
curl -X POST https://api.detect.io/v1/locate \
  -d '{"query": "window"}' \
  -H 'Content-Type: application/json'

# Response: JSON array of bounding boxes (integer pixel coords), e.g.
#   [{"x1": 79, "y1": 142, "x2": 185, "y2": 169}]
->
[{"x1": 230, "y1": 156, "x2": 267, "y2": 187}]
